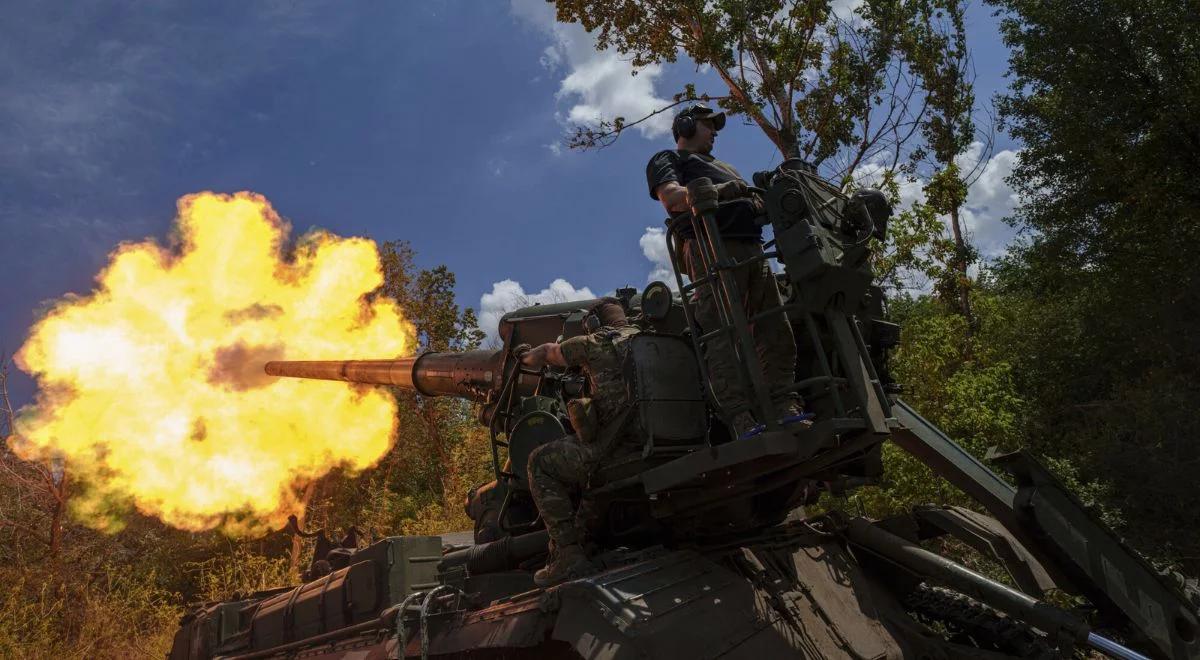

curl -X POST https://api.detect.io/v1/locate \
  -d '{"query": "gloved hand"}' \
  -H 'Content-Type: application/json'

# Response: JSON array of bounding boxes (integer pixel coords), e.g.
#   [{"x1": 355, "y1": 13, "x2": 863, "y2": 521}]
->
[
  {"x1": 715, "y1": 179, "x2": 749, "y2": 201},
  {"x1": 511, "y1": 343, "x2": 532, "y2": 360},
  {"x1": 750, "y1": 194, "x2": 766, "y2": 216}
]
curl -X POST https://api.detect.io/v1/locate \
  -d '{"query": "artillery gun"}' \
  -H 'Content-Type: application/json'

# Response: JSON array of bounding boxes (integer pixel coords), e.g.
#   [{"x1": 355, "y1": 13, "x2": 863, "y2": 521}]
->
[{"x1": 170, "y1": 164, "x2": 1200, "y2": 660}]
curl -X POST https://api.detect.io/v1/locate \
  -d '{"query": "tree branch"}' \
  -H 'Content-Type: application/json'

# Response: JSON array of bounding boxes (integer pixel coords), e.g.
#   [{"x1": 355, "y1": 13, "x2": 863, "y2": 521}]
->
[
  {"x1": 1, "y1": 352, "x2": 15, "y2": 441},
  {"x1": 566, "y1": 95, "x2": 730, "y2": 150},
  {"x1": 686, "y1": 11, "x2": 790, "y2": 155},
  {"x1": 0, "y1": 518, "x2": 52, "y2": 547}
]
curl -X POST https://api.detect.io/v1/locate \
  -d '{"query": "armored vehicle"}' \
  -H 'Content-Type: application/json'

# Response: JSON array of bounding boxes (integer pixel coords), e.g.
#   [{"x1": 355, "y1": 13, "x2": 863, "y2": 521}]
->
[{"x1": 169, "y1": 165, "x2": 1199, "y2": 660}]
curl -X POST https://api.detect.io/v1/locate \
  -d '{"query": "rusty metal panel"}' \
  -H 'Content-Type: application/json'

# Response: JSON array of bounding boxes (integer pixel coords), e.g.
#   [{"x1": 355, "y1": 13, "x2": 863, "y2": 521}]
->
[
  {"x1": 416, "y1": 594, "x2": 552, "y2": 656},
  {"x1": 781, "y1": 542, "x2": 905, "y2": 659},
  {"x1": 286, "y1": 632, "x2": 392, "y2": 660},
  {"x1": 551, "y1": 550, "x2": 767, "y2": 659},
  {"x1": 550, "y1": 544, "x2": 909, "y2": 659}
]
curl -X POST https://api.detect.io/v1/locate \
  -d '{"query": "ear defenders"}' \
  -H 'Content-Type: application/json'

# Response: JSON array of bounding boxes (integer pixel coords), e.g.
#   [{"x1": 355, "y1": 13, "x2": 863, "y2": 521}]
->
[
  {"x1": 673, "y1": 113, "x2": 698, "y2": 140},
  {"x1": 583, "y1": 311, "x2": 601, "y2": 333}
]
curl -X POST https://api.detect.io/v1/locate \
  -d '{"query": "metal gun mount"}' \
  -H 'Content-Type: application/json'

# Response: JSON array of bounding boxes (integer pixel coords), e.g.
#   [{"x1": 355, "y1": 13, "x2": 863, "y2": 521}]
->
[{"x1": 167, "y1": 165, "x2": 1197, "y2": 660}]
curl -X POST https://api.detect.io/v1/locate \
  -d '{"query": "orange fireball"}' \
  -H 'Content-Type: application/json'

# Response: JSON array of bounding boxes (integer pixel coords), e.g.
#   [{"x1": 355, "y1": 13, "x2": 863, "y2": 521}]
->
[{"x1": 11, "y1": 192, "x2": 414, "y2": 535}]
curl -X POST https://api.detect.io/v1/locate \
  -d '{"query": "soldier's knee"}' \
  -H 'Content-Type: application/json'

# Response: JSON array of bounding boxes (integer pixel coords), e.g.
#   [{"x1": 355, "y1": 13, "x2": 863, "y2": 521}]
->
[
  {"x1": 528, "y1": 438, "x2": 569, "y2": 481},
  {"x1": 527, "y1": 443, "x2": 551, "y2": 482}
]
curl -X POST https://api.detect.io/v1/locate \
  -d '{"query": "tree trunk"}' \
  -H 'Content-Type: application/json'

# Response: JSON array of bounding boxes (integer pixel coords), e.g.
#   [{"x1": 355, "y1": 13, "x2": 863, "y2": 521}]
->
[
  {"x1": 421, "y1": 402, "x2": 454, "y2": 517},
  {"x1": 779, "y1": 126, "x2": 800, "y2": 159},
  {"x1": 948, "y1": 206, "x2": 975, "y2": 329},
  {"x1": 48, "y1": 472, "x2": 67, "y2": 557},
  {"x1": 288, "y1": 480, "x2": 319, "y2": 576}
]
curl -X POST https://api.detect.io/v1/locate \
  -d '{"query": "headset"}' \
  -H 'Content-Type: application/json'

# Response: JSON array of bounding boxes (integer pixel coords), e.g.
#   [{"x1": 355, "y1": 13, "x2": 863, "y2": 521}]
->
[
  {"x1": 672, "y1": 112, "x2": 698, "y2": 141},
  {"x1": 582, "y1": 309, "x2": 602, "y2": 333},
  {"x1": 672, "y1": 107, "x2": 725, "y2": 142}
]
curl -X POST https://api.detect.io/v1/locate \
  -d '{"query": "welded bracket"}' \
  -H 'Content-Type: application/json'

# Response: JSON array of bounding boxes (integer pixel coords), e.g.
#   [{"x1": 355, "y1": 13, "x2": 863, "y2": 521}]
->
[{"x1": 912, "y1": 505, "x2": 1057, "y2": 597}]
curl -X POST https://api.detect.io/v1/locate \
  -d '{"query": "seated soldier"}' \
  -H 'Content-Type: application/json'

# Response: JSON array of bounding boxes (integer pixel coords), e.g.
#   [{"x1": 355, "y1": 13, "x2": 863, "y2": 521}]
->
[{"x1": 518, "y1": 298, "x2": 641, "y2": 587}]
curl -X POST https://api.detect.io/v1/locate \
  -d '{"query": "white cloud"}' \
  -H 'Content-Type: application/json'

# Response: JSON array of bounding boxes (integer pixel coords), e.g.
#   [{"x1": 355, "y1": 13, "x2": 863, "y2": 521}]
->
[
  {"x1": 851, "y1": 142, "x2": 1022, "y2": 259},
  {"x1": 959, "y1": 147, "x2": 1021, "y2": 258},
  {"x1": 540, "y1": 45, "x2": 562, "y2": 71},
  {"x1": 851, "y1": 160, "x2": 927, "y2": 212},
  {"x1": 831, "y1": 0, "x2": 866, "y2": 21},
  {"x1": 478, "y1": 278, "x2": 596, "y2": 345},
  {"x1": 509, "y1": 0, "x2": 672, "y2": 138},
  {"x1": 638, "y1": 226, "x2": 677, "y2": 286}
]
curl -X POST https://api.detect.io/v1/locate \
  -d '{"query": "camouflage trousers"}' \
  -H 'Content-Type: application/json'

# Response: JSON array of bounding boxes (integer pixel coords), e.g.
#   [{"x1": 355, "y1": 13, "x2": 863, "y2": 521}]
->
[
  {"x1": 683, "y1": 238, "x2": 798, "y2": 417},
  {"x1": 528, "y1": 432, "x2": 644, "y2": 549},
  {"x1": 527, "y1": 435, "x2": 597, "y2": 548}
]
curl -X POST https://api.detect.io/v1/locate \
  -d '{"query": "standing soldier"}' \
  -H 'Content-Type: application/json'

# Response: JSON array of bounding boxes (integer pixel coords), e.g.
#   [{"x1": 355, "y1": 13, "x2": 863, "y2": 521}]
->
[
  {"x1": 646, "y1": 104, "x2": 800, "y2": 437},
  {"x1": 518, "y1": 298, "x2": 640, "y2": 587}
]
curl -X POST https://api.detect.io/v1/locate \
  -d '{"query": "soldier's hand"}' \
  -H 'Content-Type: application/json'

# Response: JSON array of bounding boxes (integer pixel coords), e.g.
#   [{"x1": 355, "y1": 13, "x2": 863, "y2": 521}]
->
[
  {"x1": 750, "y1": 194, "x2": 766, "y2": 216},
  {"x1": 511, "y1": 343, "x2": 532, "y2": 360},
  {"x1": 715, "y1": 179, "x2": 749, "y2": 201}
]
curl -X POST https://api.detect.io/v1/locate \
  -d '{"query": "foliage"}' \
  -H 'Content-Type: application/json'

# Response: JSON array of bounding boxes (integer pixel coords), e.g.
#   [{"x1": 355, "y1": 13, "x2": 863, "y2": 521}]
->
[
  {"x1": 0, "y1": 566, "x2": 179, "y2": 660},
  {"x1": 376, "y1": 240, "x2": 486, "y2": 353},
  {"x1": 553, "y1": 0, "x2": 967, "y2": 178},
  {"x1": 984, "y1": 0, "x2": 1200, "y2": 570},
  {"x1": 846, "y1": 0, "x2": 1200, "y2": 579},
  {"x1": 186, "y1": 547, "x2": 293, "y2": 603}
]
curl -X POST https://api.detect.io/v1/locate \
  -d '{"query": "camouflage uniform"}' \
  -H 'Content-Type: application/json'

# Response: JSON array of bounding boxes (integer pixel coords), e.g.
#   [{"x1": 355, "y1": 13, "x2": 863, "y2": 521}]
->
[
  {"x1": 527, "y1": 325, "x2": 640, "y2": 551},
  {"x1": 683, "y1": 238, "x2": 797, "y2": 421}
]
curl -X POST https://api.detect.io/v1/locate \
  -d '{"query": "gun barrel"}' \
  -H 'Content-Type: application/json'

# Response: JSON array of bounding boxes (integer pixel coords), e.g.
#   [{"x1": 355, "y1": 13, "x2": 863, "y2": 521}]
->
[{"x1": 264, "y1": 349, "x2": 503, "y2": 401}]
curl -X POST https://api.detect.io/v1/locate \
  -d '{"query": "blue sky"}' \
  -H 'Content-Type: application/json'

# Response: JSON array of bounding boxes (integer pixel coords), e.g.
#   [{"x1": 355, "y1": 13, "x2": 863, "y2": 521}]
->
[{"x1": 0, "y1": 0, "x2": 1020, "y2": 409}]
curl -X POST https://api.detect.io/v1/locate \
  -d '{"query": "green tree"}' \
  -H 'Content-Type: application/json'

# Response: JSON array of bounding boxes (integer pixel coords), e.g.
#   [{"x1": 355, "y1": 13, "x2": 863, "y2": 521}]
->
[
  {"x1": 896, "y1": 0, "x2": 985, "y2": 321},
  {"x1": 554, "y1": 0, "x2": 965, "y2": 179},
  {"x1": 987, "y1": 0, "x2": 1200, "y2": 570},
  {"x1": 845, "y1": 285, "x2": 1025, "y2": 519},
  {"x1": 914, "y1": 68, "x2": 977, "y2": 321}
]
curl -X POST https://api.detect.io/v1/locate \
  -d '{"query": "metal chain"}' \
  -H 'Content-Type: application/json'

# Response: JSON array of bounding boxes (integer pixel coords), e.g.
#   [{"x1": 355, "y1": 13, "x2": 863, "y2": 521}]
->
[
  {"x1": 419, "y1": 585, "x2": 465, "y2": 660},
  {"x1": 389, "y1": 591, "x2": 427, "y2": 660}
]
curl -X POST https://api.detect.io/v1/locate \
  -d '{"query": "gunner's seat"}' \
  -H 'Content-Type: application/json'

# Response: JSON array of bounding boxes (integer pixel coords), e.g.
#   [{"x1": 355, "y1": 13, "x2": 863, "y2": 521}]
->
[{"x1": 598, "y1": 331, "x2": 708, "y2": 480}]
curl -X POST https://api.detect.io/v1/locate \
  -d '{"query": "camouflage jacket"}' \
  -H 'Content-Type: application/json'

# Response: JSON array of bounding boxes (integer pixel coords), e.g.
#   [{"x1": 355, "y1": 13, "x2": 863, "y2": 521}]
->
[{"x1": 559, "y1": 325, "x2": 640, "y2": 453}]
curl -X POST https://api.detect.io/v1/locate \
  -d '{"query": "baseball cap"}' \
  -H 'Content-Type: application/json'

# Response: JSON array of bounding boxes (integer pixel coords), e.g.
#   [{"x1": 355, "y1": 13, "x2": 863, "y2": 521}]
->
[{"x1": 676, "y1": 104, "x2": 726, "y2": 131}]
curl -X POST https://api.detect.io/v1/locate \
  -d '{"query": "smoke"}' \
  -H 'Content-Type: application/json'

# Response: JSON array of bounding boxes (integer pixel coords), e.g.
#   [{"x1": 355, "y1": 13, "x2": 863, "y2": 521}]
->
[{"x1": 208, "y1": 342, "x2": 286, "y2": 391}]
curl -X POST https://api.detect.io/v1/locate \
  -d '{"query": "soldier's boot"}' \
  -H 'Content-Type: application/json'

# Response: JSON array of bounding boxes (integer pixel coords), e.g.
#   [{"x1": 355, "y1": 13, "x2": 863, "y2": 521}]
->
[
  {"x1": 777, "y1": 400, "x2": 813, "y2": 431},
  {"x1": 731, "y1": 411, "x2": 761, "y2": 439},
  {"x1": 534, "y1": 544, "x2": 596, "y2": 587}
]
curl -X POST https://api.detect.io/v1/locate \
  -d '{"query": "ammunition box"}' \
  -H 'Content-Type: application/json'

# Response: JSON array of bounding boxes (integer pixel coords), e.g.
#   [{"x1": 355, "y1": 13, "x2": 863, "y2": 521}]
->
[
  {"x1": 350, "y1": 535, "x2": 443, "y2": 608},
  {"x1": 169, "y1": 600, "x2": 250, "y2": 660}
]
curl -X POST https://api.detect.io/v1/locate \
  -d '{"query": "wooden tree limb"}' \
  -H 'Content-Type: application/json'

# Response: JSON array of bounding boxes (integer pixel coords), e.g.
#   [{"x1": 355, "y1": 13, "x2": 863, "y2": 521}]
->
[
  {"x1": 0, "y1": 518, "x2": 52, "y2": 547},
  {"x1": 685, "y1": 10, "x2": 792, "y2": 155},
  {"x1": 567, "y1": 96, "x2": 730, "y2": 150},
  {"x1": 1, "y1": 352, "x2": 15, "y2": 441}
]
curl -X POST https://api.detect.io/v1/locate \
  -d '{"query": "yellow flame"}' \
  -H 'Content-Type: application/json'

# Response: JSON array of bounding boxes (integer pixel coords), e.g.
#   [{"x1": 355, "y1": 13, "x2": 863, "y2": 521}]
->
[{"x1": 11, "y1": 192, "x2": 414, "y2": 534}]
